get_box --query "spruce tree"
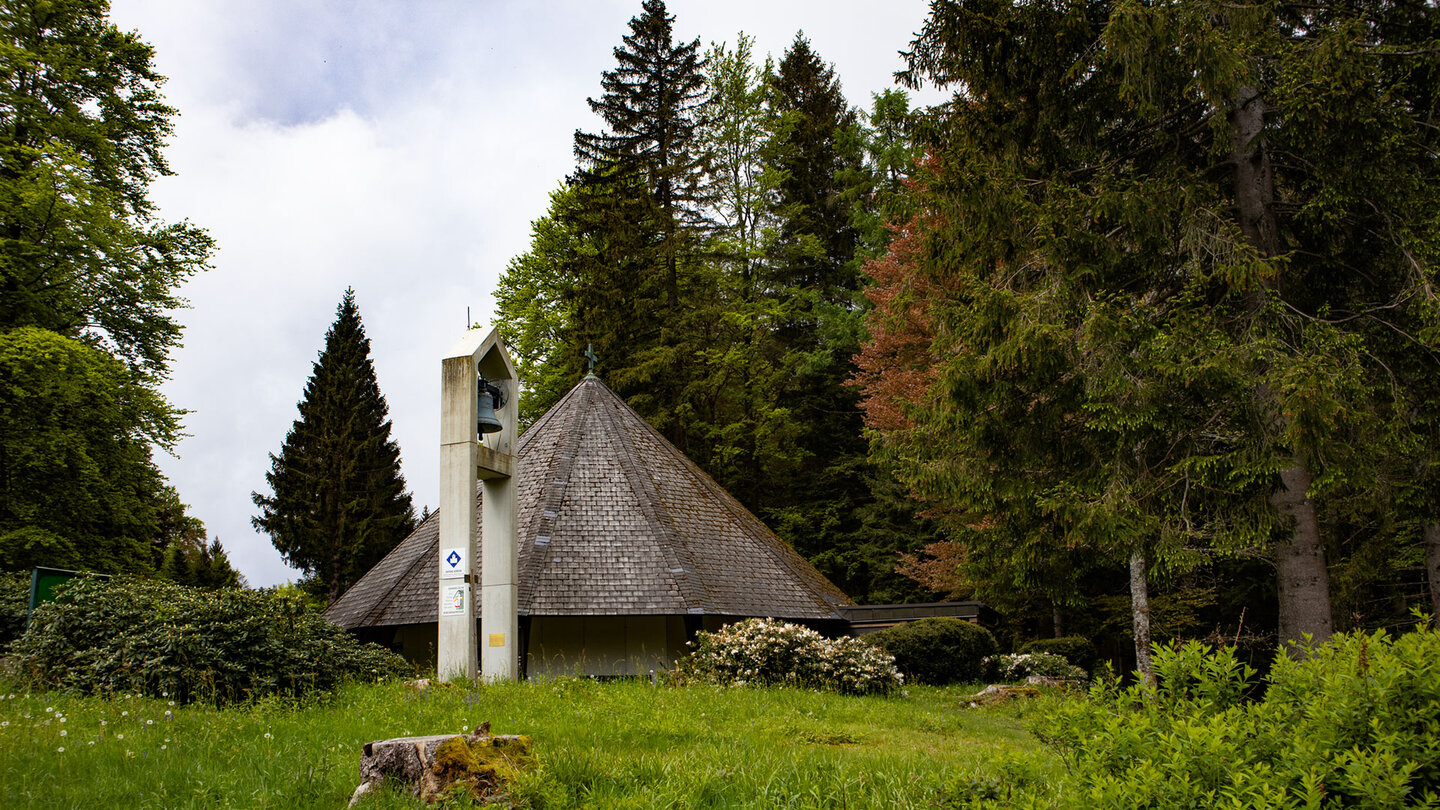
[568,0,714,451]
[574,0,707,244]
[865,0,1440,657]
[754,35,872,590]
[765,34,863,299]
[252,289,415,603]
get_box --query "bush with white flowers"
[983,651,1087,682]
[681,618,901,696]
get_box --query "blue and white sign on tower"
[441,548,466,579]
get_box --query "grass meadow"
[0,676,1057,808]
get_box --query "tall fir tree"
[252,289,415,603]
[569,0,714,451]
[755,35,873,593]
[573,0,707,306]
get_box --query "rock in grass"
[349,724,535,806]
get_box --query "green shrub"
[1021,636,1098,672]
[1029,623,1440,808]
[984,652,1087,682]
[0,570,29,649]
[681,618,901,696]
[865,618,998,685]
[6,576,410,703]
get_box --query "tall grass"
[0,676,1055,808]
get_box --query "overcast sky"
[103,0,945,588]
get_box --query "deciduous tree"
[0,0,213,574]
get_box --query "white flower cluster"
[683,618,901,696]
[983,652,1087,682]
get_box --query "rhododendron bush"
[681,618,901,696]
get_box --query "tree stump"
[963,684,1041,707]
[349,723,535,806]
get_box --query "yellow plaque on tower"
[488,633,505,647]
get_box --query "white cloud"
[106,0,945,587]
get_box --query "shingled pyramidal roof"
[326,375,851,630]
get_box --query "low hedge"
[6,576,410,703]
[865,617,998,685]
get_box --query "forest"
[496,0,1440,669]
[1,0,1437,675]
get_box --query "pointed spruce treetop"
[766,33,863,299]
[252,288,416,603]
[573,0,707,221]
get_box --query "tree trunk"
[1272,465,1332,648]
[1231,86,1333,648]
[1130,547,1155,690]
[1052,604,1065,639]
[1426,521,1440,626]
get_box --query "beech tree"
[0,0,213,375]
[252,290,415,603]
[0,0,213,574]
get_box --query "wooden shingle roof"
[325,376,851,629]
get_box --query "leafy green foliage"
[0,569,28,649]
[681,618,901,696]
[0,0,213,376]
[496,10,953,607]
[1021,637,1099,674]
[573,0,707,229]
[6,577,409,704]
[865,618,998,685]
[0,0,213,578]
[0,328,174,573]
[867,0,1440,654]
[494,185,581,429]
[1031,624,1440,807]
[252,289,415,604]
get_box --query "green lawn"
[0,676,1057,808]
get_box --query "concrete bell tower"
[438,326,519,682]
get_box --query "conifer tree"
[868,0,1440,659]
[252,289,415,603]
[568,0,714,451]
[574,0,708,244]
[754,35,871,584]
[765,34,864,299]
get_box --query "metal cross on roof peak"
[584,343,599,377]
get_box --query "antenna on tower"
[466,306,471,329]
